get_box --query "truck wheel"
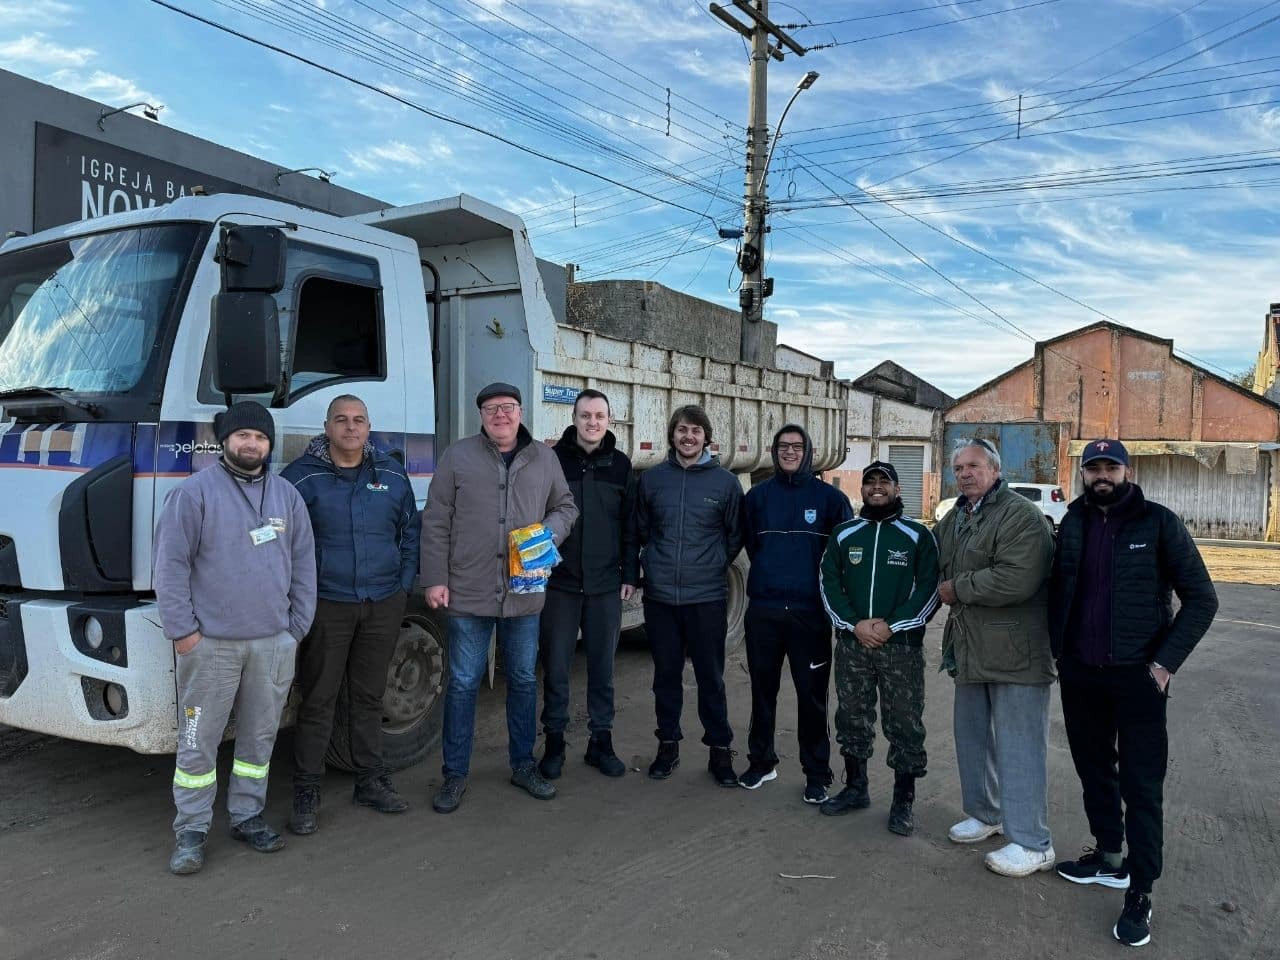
[725,557,749,655]
[324,611,447,773]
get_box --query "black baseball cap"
[862,460,899,484]
[1081,438,1129,467]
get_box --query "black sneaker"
[229,815,285,853]
[288,785,320,835]
[432,775,467,814]
[511,761,557,800]
[1056,846,1130,889]
[738,762,778,790]
[168,830,207,876]
[1113,890,1152,947]
[708,747,738,787]
[803,778,830,805]
[648,741,680,780]
[353,774,410,814]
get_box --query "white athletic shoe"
[948,817,1004,844]
[985,842,1057,878]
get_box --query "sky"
[2,0,1279,396]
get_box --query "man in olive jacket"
[1048,439,1217,948]
[420,382,578,814]
[936,438,1056,878]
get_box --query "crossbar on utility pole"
[710,0,807,364]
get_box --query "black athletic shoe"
[648,741,680,779]
[802,778,829,804]
[738,762,778,790]
[511,761,557,800]
[353,775,410,814]
[288,785,320,835]
[432,775,467,814]
[229,815,285,853]
[1056,846,1130,889]
[708,747,738,787]
[1114,890,1152,947]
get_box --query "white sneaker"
[984,842,1057,878]
[948,817,1004,844]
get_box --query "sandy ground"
[1197,546,1279,587]
[0,582,1277,960]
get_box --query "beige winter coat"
[420,426,578,618]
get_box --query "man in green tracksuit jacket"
[818,461,940,836]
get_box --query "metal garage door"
[888,444,925,519]
[1133,453,1271,540]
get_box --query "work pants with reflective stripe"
[172,631,297,836]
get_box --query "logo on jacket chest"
[367,482,389,491]
[887,548,910,567]
[848,546,863,565]
[804,508,817,524]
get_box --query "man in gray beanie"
[154,400,317,875]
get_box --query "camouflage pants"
[834,639,927,776]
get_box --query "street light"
[758,70,819,193]
[274,167,335,185]
[97,102,164,131]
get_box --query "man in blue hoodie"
[739,425,852,802]
[281,395,421,834]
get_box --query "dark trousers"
[1059,656,1169,892]
[539,588,623,735]
[293,592,406,788]
[644,598,732,748]
[743,604,833,781]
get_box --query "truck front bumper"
[0,595,177,754]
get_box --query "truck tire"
[324,609,447,773]
[725,556,749,655]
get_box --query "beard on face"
[1087,477,1129,505]
[225,446,267,473]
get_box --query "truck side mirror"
[211,292,281,394]
[217,225,286,293]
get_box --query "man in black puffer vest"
[538,389,639,780]
[1049,439,1218,949]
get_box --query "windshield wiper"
[0,385,102,419]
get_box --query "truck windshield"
[0,224,202,397]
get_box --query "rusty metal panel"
[1134,453,1271,540]
[942,422,1060,495]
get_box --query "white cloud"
[0,0,74,27]
[0,32,93,68]
[345,140,453,173]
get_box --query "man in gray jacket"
[635,404,743,786]
[421,383,578,814]
[936,438,1056,878]
[154,401,317,876]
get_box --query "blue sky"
[3,0,1278,395]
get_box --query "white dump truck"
[0,192,847,769]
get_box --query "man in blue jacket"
[635,404,743,786]
[282,395,421,833]
[1049,439,1218,948]
[739,424,851,802]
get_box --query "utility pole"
[709,1,807,364]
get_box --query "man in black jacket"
[538,389,639,780]
[1049,439,1218,949]
[636,404,744,786]
[738,424,851,802]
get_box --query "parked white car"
[935,483,1069,530]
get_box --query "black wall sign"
[32,123,268,231]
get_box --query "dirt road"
[1,583,1277,960]
[1198,545,1279,587]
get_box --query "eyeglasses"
[776,442,805,453]
[480,402,520,416]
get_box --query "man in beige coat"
[936,438,1056,878]
[421,382,578,813]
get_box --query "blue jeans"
[442,613,539,778]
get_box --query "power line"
[808,0,1064,48]
[792,0,998,29]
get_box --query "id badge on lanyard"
[249,523,278,546]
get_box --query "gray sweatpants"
[172,631,296,835]
[953,681,1052,852]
